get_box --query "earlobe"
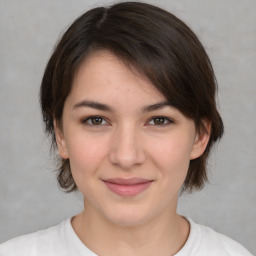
[54,120,69,159]
[190,120,211,160]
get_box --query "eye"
[148,116,172,126]
[82,116,108,126]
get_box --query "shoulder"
[0,219,70,256]
[184,218,253,256]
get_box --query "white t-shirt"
[0,217,252,256]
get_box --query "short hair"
[40,1,224,193]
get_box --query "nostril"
[109,145,146,169]
[108,128,146,169]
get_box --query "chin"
[102,204,155,227]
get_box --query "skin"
[55,50,210,256]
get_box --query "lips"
[102,178,153,197]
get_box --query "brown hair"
[40,1,224,193]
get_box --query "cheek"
[149,135,193,176]
[65,133,109,177]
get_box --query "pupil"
[154,118,164,125]
[92,117,102,125]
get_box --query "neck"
[71,202,190,256]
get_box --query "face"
[56,51,210,227]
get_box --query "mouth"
[102,178,153,197]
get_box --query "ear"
[54,120,69,159]
[190,120,211,160]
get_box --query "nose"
[109,124,146,170]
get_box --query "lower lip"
[103,181,152,197]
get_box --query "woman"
[0,2,252,255]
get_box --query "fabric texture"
[0,217,252,256]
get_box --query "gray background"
[0,0,255,254]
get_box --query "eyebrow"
[73,100,114,112]
[141,101,172,113]
[73,100,172,113]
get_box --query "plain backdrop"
[0,0,255,254]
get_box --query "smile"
[102,178,153,197]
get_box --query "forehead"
[70,50,167,105]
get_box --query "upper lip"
[102,178,153,185]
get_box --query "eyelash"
[82,116,109,126]
[81,116,173,127]
[147,116,173,126]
